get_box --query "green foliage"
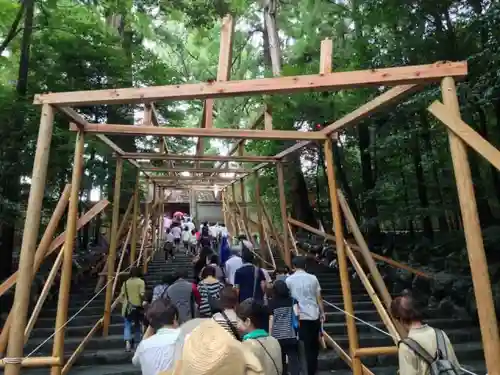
[1,0,500,249]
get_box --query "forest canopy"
[0,0,499,277]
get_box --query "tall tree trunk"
[420,111,449,232]
[474,103,500,205]
[400,170,415,238]
[332,139,360,220]
[411,128,434,240]
[0,0,35,280]
[262,0,317,228]
[358,122,380,238]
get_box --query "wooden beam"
[126,153,278,162]
[69,123,327,140]
[5,104,55,375]
[441,77,500,375]
[288,217,430,278]
[321,84,420,137]
[319,39,333,74]
[428,101,500,172]
[35,62,467,106]
[142,167,251,173]
[51,131,85,375]
[217,14,235,81]
[150,176,236,182]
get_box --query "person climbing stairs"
[2,252,192,375]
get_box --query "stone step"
[34,314,122,329]
[30,323,123,339]
[317,342,485,371]
[24,328,483,358]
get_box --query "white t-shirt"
[286,269,321,320]
[171,226,182,239]
[209,226,217,238]
[132,327,180,375]
[165,233,174,243]
[186,221,195,231]
[182,230,190,242]
[190,233,197,245]
[225,255,243,285]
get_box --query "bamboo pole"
[0,186,70,354]
[24,248,64,343]
[4,104,55,375]
[112,225,132,296]
[345,243,400,342]
[287,222,299,256]
[142,202,150,274]
[322,333,374,375]
[50,131,85,375]
[337,190,393,309]
[288,217,429,278]
[353,346,398,358]
[61,318,103,375]
[0,357,61,368]
[323,138,362,375]
[254,172,267,265]
[442,77,500,375]
[230,184,241,234]
[130,171,140,264]
[103,157,123,337]
[276,162,290,266]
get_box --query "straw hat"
[162,319,263,375]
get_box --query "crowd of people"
[118,218,462,375]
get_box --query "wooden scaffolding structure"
[2,13,500,375]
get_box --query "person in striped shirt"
[197,266,224,317]
[269,280,301,375]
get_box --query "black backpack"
[399,329,460,375]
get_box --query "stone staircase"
[2,251,189,375]
[8,248,487,375]
[309,263,486,374]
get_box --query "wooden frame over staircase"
[2,12,499,375]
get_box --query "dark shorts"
[183,241,189,249]
[174,238,180,244]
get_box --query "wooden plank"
[321,84,420,137]
[34,62,467,106]
[69,123,327,140]
[0,199,109,293]
[142,167,251,173]
[320,39,333,74]
[428,101,500,172]
[288,217,430,278]
[217,14,235,81]
[126,153,277,162]
[0,357,61,368]
[441,77,500,375]
[61,319,103,375]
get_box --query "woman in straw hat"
[160,319,264,375]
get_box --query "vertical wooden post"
[102,157,123,337]
[276,162,290,266]
[151,184,157,252]
[442,77,500,375]
[231,183,241,234]
[130,171,140,265]
[50,131,85,375]
[158,186,164,250]
[142,202,150,274]
[254,171,267,265]
[323,138,362,375]
[5,104,55,375]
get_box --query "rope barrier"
[1,254,143,363]
[322,300,480,375]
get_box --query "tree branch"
[0,4,25,56]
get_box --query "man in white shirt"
[170,225,182,250]
[133,299,180,375]
[185,218,195,232]
[286,256,325,375]
[225,247,243,286]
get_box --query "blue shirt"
[234,264,266,302]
